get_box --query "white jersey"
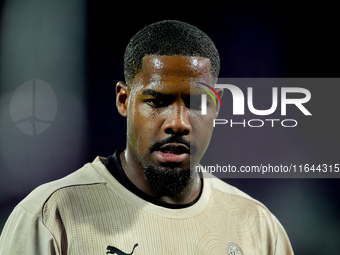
[0,157,294,254]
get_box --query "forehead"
[132,55,214,93]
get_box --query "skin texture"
[116,55,220,204]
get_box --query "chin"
[143,165,192,197]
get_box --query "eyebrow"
[141,88,202,98]
[140,89,167,97]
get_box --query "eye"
[145,98,169,108]
[187,95,212,111]
[187,95,202,110]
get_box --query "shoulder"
[0,158,108,254]
[208,174,261,203]
[206,173,276,219]
[206,175,294,254]
[15,157,107,220]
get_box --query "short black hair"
[124,20,220,84]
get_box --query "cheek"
[191,113,215,145]
[199,120,214,144]
[127,104,162,149]
[190,110,214,132]
[190,115,214,165]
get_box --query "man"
[0,20,294,254]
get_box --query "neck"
[120,148,202,205]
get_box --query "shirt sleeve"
[274,218,294,255]
[0,206,59,255]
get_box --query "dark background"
[1,0,339,254]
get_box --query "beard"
[134,135,196,198]
[143,164,192,198]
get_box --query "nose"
[163,103,190,136]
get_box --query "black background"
[1,0,340,254]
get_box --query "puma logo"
[106,243,138,255]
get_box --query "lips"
[154,143,190,163]
[159,143,189,154]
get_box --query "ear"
[116,81,129,117]
[214,88,223,117]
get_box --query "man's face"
[119,55,218,195]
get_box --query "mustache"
[150,136,191,152]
